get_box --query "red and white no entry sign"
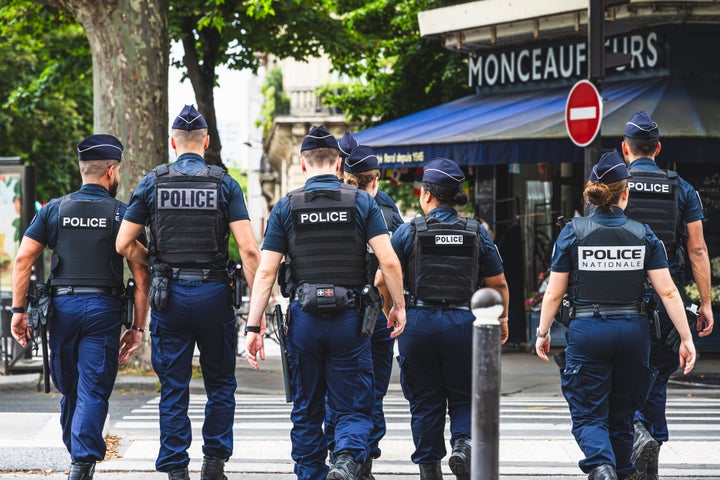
[565,80,603,147]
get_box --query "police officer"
[389,157,509,480]
[115,105,260,480]
[620,112,714,479]
[244,125,406,480]
[330,143,404,479]
[10,134,150,480]
[535,151,696,480]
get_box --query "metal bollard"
[470,288,504,480]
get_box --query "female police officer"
[388,157,509,480]
[535,151,696,480]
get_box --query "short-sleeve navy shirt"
[391,206,504,279]
[262,174,388,254]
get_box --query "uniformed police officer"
[10,134,150,480]
[244,125,406,480]
[535,151,696,480]
[620,112,714,479]
[389,157,509,480]
[330,142,404,479]
[115,105,260,480]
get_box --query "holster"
[278,261,295,299]
[122,279,135,329]
[149,263,171,312]
[358,285,383,338]
[644,294,662,342]
[556,294,571,328]
[26,282,52,393]
[664,302,699,353]
[227,260,244,309]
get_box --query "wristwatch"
[536,328,550,339]
[11,307,26,314]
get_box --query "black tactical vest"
[150,164,228,267]
[626,168,680,261]
[51,194,124,288]
[407,216,483,305]
[288,183,367,287]
[570,217,646,305]
[366,203,397,277]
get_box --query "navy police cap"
[624,111,659,139]
[172,104,208,131]
[301,125,339,151]
[589,151,631,184]
[77,134,123,161]
[344,145,379,174]
[422,157,465,191]
[338,131,359,161]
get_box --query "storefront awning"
[354,76,720,168]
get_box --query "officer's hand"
[387,306,406,338]
[535,335,551,362]
[245,332,265,370]
[119,329,143,364]
[697,303,714,337]
[11,313,30,348]
[500,321,509,345]
[678,339,696,375]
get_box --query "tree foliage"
[0,2,92,200]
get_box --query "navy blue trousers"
[150,280,237,472]
[397,307,473,465]
[562,315,655,479]
[49,293,122,462]
[286,302,374,480]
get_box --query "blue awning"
[354,76,720,168]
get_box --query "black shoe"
[419,462,443,480]
[357,456,375,480]
[327,451,358,480]
[448,436,471,480]
[167,467,190,480]
[631,420,659,480]
[646,445,659,480]
[589,464,618,480]
[68,461,95,480]
[201,455,228,480]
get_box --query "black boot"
[646,445,659,480]
[448,436,471,480]
[357,456,375,480]
[589,464,618,480]
[201,455,228,480]
[419,462,443,480]
[68,461,95,480]
[167,467,190,480]
[630,420,658,480]
[327,450,358,480]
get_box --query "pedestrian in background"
[10,134,150,480]
[115,105,260,480]
[388,157,509,480]
[536,151,696,480]
[620,111,714,480]
[244,125,406,480]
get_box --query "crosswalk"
[99,393,720,476]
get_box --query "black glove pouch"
[149,275,170,312]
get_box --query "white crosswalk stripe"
[99,393,720,475]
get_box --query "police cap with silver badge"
[422,157,465,191]
[338,131,358,161]
[344,145,379,174]
[589,151,631,184]
[172,104,208,131]
[301,125,339,151]
[77,134,124,161]
[624,111,659,140]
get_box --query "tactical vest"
[366,203,397,278]
[626,168,680,261]
[150,164,228,267]
[288,183,367,287]
[50,194,124,288]
[407,216,483,305]
[570,217,646,305]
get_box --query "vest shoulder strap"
[208,165,225,180]
[465,218,479,232]
[412,216,428,232]
[154,164,169,177]
[571,217,593,241]
[625,218,647,240]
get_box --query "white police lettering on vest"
[158,187,218,210]
[61,216,109,228]
[628,181,671,194]
[578,246,645,271]
[435,235,464,245]
[299,210,350,224]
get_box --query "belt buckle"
[592,304,601,317]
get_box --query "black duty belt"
[52,286,123,297]
[414,299,470,311]
[171,268,227,282]
[571,303,645,318]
